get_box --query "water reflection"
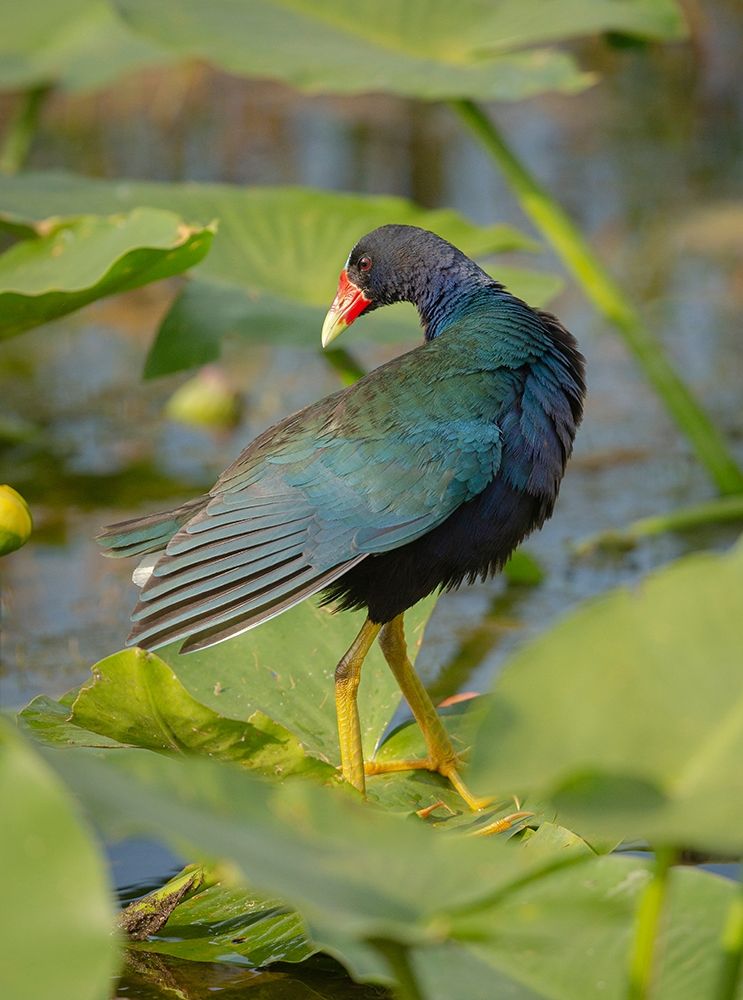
[116,950,388,999]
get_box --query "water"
[1,5,742,996]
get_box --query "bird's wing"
[128,356,505,652]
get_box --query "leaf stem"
[323,345,366,385]
[449,99,743,497]
[627,847,678,1000]
[370,938,426,1000]
[0,85,51,175]
[574,494,743,555]
[715,870,743,1000]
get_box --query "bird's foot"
[365,755,492,812]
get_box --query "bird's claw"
[467,810,535,837]
[365,754,492,813]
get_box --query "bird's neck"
[415,268,502,341]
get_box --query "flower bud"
[0,485,32,556]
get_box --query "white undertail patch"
[132,552,162,588]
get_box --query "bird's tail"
[96,496,207,560]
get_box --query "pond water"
[1,5,742,998]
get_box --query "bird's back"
[323,295,585,620]
[100,285,584,649]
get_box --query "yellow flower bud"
[0,485,32,556]
[165,367,242,431]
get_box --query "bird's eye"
[358,256,372,272]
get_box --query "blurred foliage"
[0,0,685,99]
[472,539,743,855]
[0,207,214,338]
[0,174,556,373]
[0,0,171,93]
[0,720,119,1000]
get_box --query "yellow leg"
[335,617,381,795]
[368,614,492,811]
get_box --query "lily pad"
[156,595,438,764]
[20,594,441,770]
[0,0,172,92]
[471,539,743,852]
[20,647,334,779]
[46,745,593,949]
[0,720,119,1000]
[415,857,740,1000]
[0,173,560,373]
[128,876,314,966]
[114,0,685,102]
[21,591,507,821]
[46,744,739,998]
[0,207,214,338]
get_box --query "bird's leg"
[366,614,491,811]
[334,617,381,795]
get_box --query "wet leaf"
[129,879,314,966]
[0,720,119,1000]
[0,208,214,338]
[471,539,743,852]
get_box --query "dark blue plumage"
[98,225,585,653]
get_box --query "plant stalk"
[449,99,743,497]
[370,938,426,1000]
[0,85,51,175]
[715,871,743,1000]
[574,494,743,555]
[323,345,367,385]
[626,848,677,1000]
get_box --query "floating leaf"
[0,208,214,338]
[155,595,438,765]
[129,879,314,966]
[46,745,592,950]
[21,591,505,819]
[20,594,458,788]
[471,540,743,852]
[0,721,119,1000]
[21,646,335,780]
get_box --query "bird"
[98,224,585,809]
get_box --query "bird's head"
[321,225,483,347]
